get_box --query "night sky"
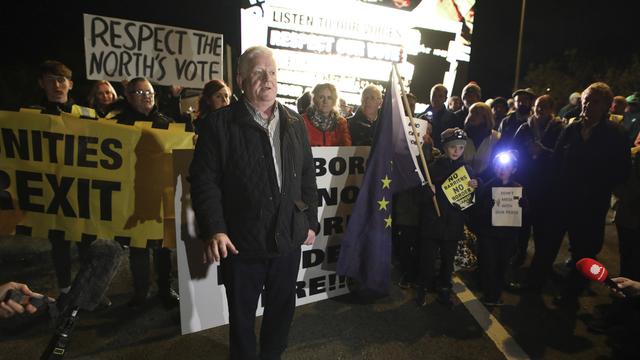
[0,0,636,107]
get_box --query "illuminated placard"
[241,0,474,106]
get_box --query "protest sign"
[491,187,523,227]
[176,146,368,334]
[0,110,193,248]
[441,165,474,210]
[83,14,223,88]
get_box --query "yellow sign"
[0,111,193,248]
[441,166,475,210]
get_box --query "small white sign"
[491,187,522,227]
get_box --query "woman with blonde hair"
[87,80,119,118]
[303,83,352,146]
[463,102,500,180]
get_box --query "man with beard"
[497,88,536,152]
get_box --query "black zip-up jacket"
[189,100,318,258]
[116,103,173,129]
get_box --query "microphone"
[41,239,124,360]
[575,258,635,297]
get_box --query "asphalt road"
[0,216,636,360]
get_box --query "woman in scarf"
[303,83,352,146]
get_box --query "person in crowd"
[193,79,231,133]
[116,78,173,129]
[588,151,640,332]
[497,88,535,151]
[87,80,121,118]
[454,83,482,130]
[114,77,178,309]
[490,97,509,130]
[348,85,383,145]
[297,91,312,115]
[189,46,318,359]
[339,98,354,118]
[462,102,500,182]
[0,282,46,319]
[546,82,630,306]
[622,92,640,147]
[610,95,627,116]
[33,60,95,118]
[395,123,438,290]
[29,61,99,303]
[558,91,581,121]
[416,128,479,307]
[475,150,527,306]
[418,84,458,150]
[302,83,352,146]
[507,98,515,113]
[507,95,564,284]
[447,95,462,113]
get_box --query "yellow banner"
[441,166,475,210]
[0,111,193,248]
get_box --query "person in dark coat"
[475,150,527,306]
[348,85,383,146]
[496,87,535,152]
[114,78,178,309]
[417,84,458,151]
[453,83,481,130]
[416,128,479,307]
[543,82,631,306]
[189,46,318,359]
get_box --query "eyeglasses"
[131,90,155,97]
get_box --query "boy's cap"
[441,128,467,146]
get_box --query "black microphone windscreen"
[61,239,124,312]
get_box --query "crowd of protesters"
[3,54,640,358]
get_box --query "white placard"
[491,187,522,227]
[83,14,223,88]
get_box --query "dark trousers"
[528,206,608,293]
[129,247,172,296]
[419,233,459,290]
[395,225,419,282]
[49,234,92,289]
[479,235,517,301]
[514,221,532,266]
[618,224,640,280]
[221,249,301,360]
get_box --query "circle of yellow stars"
[378,175,392,228]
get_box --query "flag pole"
[392,63,441,217]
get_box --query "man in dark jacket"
[348,85,383,146]
[189,46,318,359]
[418,84,458,151]
[497,87,535,153]
[546,82,631,305]
[115,77,178,309]
[453,83,481,130]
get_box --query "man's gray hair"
[237,46,275,77]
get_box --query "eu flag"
[337,65,425,294]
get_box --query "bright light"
[497,152,512,165]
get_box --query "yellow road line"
[453,275,530,360]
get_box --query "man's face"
[430,88,447,109]
[362,89,383,115]
[444,144,465,160]
[238,53,277,107]
[534,97,553,120]
[492,103,507,120]
[462,92,480,108]
[39,74,72,104]
[581,88,609,122]
[515,94,533,114]
[126,80,155,115]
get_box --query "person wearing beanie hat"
[622,92,640,146]
[416,127,479,307]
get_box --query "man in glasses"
[33,60,96,118]
[114,77,178,309]
[116,77,173,129]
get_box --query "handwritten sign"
[491,187,522,227]
[441,166,474,210]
